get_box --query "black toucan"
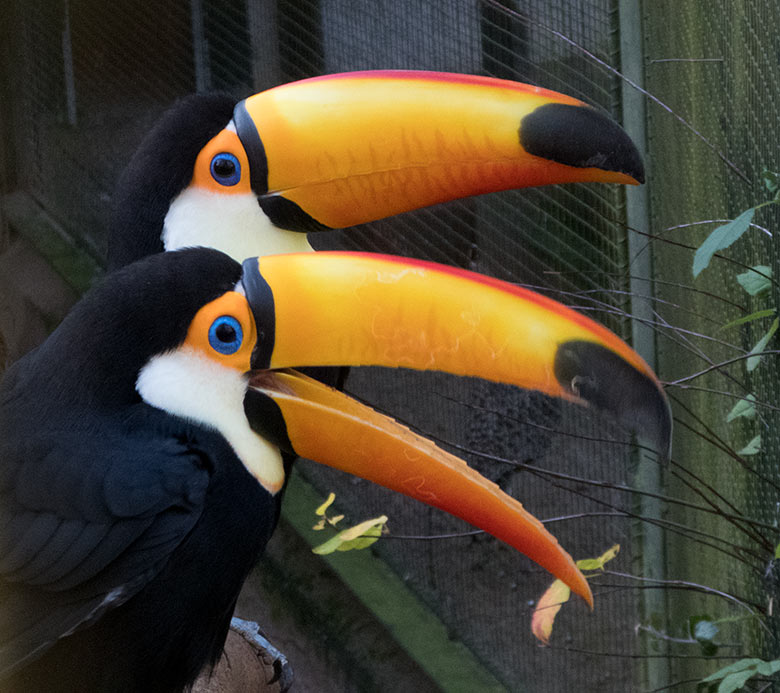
[0,247,670,691]
[107,70,644,269]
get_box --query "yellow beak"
[239,252,671,607]
[232,70,643,231]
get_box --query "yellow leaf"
[337,515,389,542]
[312,519,326,531]
[531,579,571,645]
[330,514,345,525]
[312,516,389,555]
[315,492,336,516]
[576,544,620,572]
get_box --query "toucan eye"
[210,153,241,186]
[208,315,244,355]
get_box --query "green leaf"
[738,435,761,456]
[698,640,718,657]
[690,616,719,656]
[701,658,762,683]
[576,544,620,571]
[747,317,779,371]
[756,659,780,676]
[775,543,780,560]
[763,168,779,195]
[693,208,755,278]
[738,266,773,295]
[312,515,388,554]
[722,308,776,330]
[719,669,760,693]
[694,620,719,643]
[726,395,756,423]
[736,265,772,296]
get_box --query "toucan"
[0,247,670,692]
[107,70,644,269]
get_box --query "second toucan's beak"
[246,369,594,607]
[239,252,671,606]
[242,252,670,456]
[231,70,644,232]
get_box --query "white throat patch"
[136,347,285,494]
[162,188,314,261]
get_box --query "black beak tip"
[520,103,645,184]
[554,340,671,458]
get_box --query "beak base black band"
[233,100,270,195]
[257,196,333,233]
[241,258,276,369]
[244,385,295,455]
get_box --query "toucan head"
[108,71,644,269]
[48,246,671,609]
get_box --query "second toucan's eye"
[208,315,244,355]
[210,152,241,186]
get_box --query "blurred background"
[2,1,779,690]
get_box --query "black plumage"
[107,94,235,270]
[1,249,277,692]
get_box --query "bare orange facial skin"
[183,291,257,371]
[190,129,253,196]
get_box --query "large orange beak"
[228,70,643,232]
[239,252,671,607]
[247,369,593,608]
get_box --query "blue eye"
[210,152,241,186]
[208,316,243,355]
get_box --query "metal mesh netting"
[6,1,779,691]
[3,1,639,690]
[294,3,640,691]
[642,2,780,688]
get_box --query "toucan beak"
[234,70,644,231]
[240,252,671,606]
[246,368,594,607]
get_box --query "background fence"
[2,1,779,690]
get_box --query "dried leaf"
[531,579,571,645]
[530,544,619,644]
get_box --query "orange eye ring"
[191,129,253,195]
[185,291,257,370]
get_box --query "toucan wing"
[0,401,212,676]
